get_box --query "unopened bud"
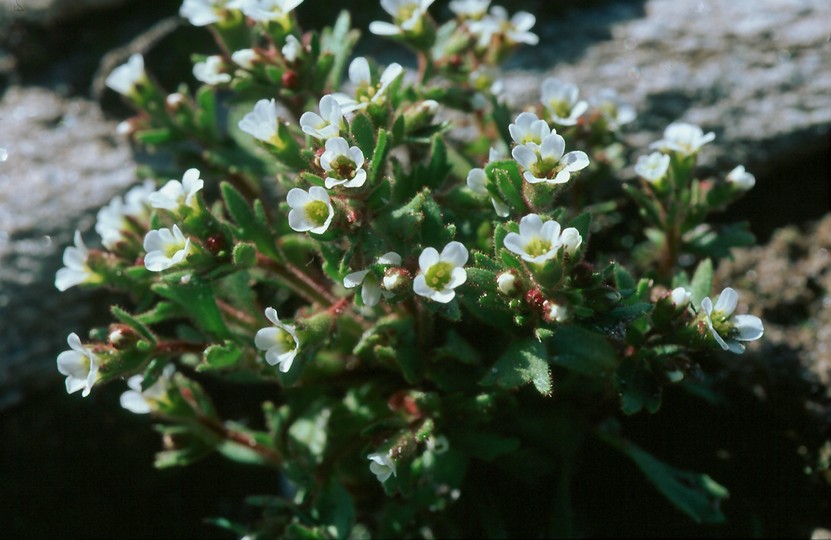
[165,92,186,110]
[383,267,410,293]
[560,227,583,256]
[544,301,570,323]
[670,287,691,308]
[108,324,139,350]
[496,272,517,295]
[281,70,299,89]
[726,165,755,190]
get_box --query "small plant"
[56,0,764,536]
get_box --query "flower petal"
[714,287,738,316]
[418,247,439,271]
[733,315,764,341]
[440,241,468,267]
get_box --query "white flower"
[559,227,582,256]
[466,167,509,217]
[509,112,551,147]
[143,224,192,272]
[55,230,98,291]
[511,133,589,184]
[238,98,282,145]
[331,57,404,113]
[650,122,715,156]
[503,214,563,264]
[148,168,204,212]
[369,0,435,36]
[590,88,636,130]
[299,95,344,141]
[193,55,231,85]
[236,0,304,22]
[231,48,257,69]
[95,181,155,248]
[726,165,756,190]
[700,287,764,354]
[344,252,402,307]
[180,0,238,26]
[119,364,176,414]
[367,451,397,483]
[57,333,99,397]
[469,6,538,48]
[106,53,146,96]
[320,137,367,189]
[413,241,468,303]
[496,272,516,295]
[282,35,302,62]
[540,78,588,126]
[634,152,671,184]
[670,287,691,307]
[287,186,335,234]
[449,0,490,19]
[254,307,300,372]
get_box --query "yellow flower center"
[304,200,330,227]
[425,262,453,290]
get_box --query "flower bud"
[726,165,755,190]
[165,92,186,110]
[382,267,410,294]
[108,324,140,350]
[403,100,440,132]
[281,70,299,89]
[670,287,691,308]
[496,272,517,295]
[560,227,583,256]
[543,301,570,323]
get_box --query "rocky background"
[0,0,829,537]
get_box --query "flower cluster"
[54,1,767,537]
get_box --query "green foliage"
[58,1,766,537]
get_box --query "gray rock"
[0,86,137,408]
[503,0,831,168]
[0,0,132,26]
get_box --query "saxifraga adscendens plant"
[55,0,765,536]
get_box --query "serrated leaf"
[368,128,390,184]
[481,338,551,395]
[549,326,617,378]
[689,258,713,308]
[152,279,231,339]
[614,263,637,296]
[349,113,375,157]
[111,305,156,343]
[221,181,277,258]
[200,341,243,371]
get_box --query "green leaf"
[135,127,174,145]
[601,433,729,524]
[288,402,330,464]
[486,160,525,211]
[617,355,662,415]
[221,181,277,258]
[425,136,451,189]
[195,85,218,142]
[481,338,552,396]
[421,194,450,245]
[111,305,156,343]
[153,425,216,468]
[614,263,636,296]
[368,128,390,185]
[321,10,359,90]
[349,113,375,157]
[549,326,617,378]
[569,212,592,240]
[199,341,243,371]
[689,258,713,308]
[134,301,185,325]
[152,279,231,339]
[687,222,755,259]
[313,479,355,540]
